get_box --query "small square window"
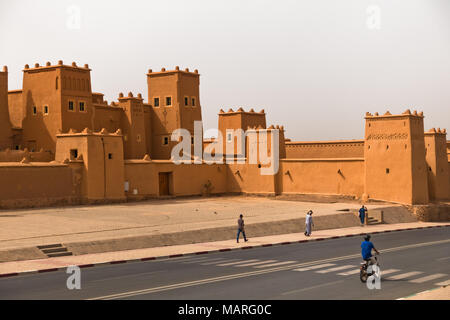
[108,153,113,159]
[166,96,172,106]
[32,106,37,115]
[227,133,232,142]
[154,97,160,107]
[79,102,85,112]
[184,97,189,106]
[386,168,390,174]
[68,101,74,111]
[163,136,169,145]
[70,149,78,160]
[44,106,49,114]
[192,97,196,107]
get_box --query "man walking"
[359,205,367,226]
[304,210,314,236]
[237,214,248,243]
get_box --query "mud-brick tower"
[424,128,449,201]
[147,67,202,160]
[364,110,429,204]
[0,66,12,149]
[21,61,93,153]
[55,128,125,202]
[118,92,147,159]
[218,108,267,158]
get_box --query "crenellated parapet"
[365,109,424,119]
[147,66,199,76]
[23,60,91,72]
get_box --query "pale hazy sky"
[0,0,449,141]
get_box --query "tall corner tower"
[147,67,202,159]
[0,66,12,149]
[424,128,449,201]
[21,60,93,153]
[364,110,429,205]
[118,92,147,159]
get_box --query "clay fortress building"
[0,61,449,209]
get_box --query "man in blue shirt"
[359,205,367,225]
[361,235,380,265]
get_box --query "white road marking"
[254,261,297,268]
[316,265,355,274]
[436,257,450,261]
[386,271,423,280]
[199,258,230,265]
[434,279,450,286]
[281,280,345,296]
[293,263,336,272]
[409,273,447,283]
[380,269,401,276]
[235,260,277,267]
[182,257,219,264]
[217,259,259,266]
[337,269,361,276]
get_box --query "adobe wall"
[124,160,227,198]
[7,90,23,129]
[92,104,123,132]
[447,141,450,161]
[0,149,53,162]
[285,140,364,159]
[226,163,276,195]
[279,158,365,197]
[0,162,82,209]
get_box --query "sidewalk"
[0,221,448,277]
[0,196,401,251]
[399,285,450,300]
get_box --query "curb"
[396,284,449,300]
[0,224,448,279]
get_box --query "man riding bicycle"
[361,234,380,265]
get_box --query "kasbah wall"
[0,61,448,218]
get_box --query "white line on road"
[235,260,277,267]
[409,273,447,283]
[199,259,230,265]
[386,271,423,280]
[337,269,360,276]
[281,280,345,296]
[293,263,336,272]
[435,280,450,286]
[254,261,297,268]
[316,265,355,274]
[182,257,219,264]
[380,269,401,276]
[217,259,258,266]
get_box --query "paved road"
[0,228,449,300]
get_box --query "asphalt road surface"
[0,228,449,300]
